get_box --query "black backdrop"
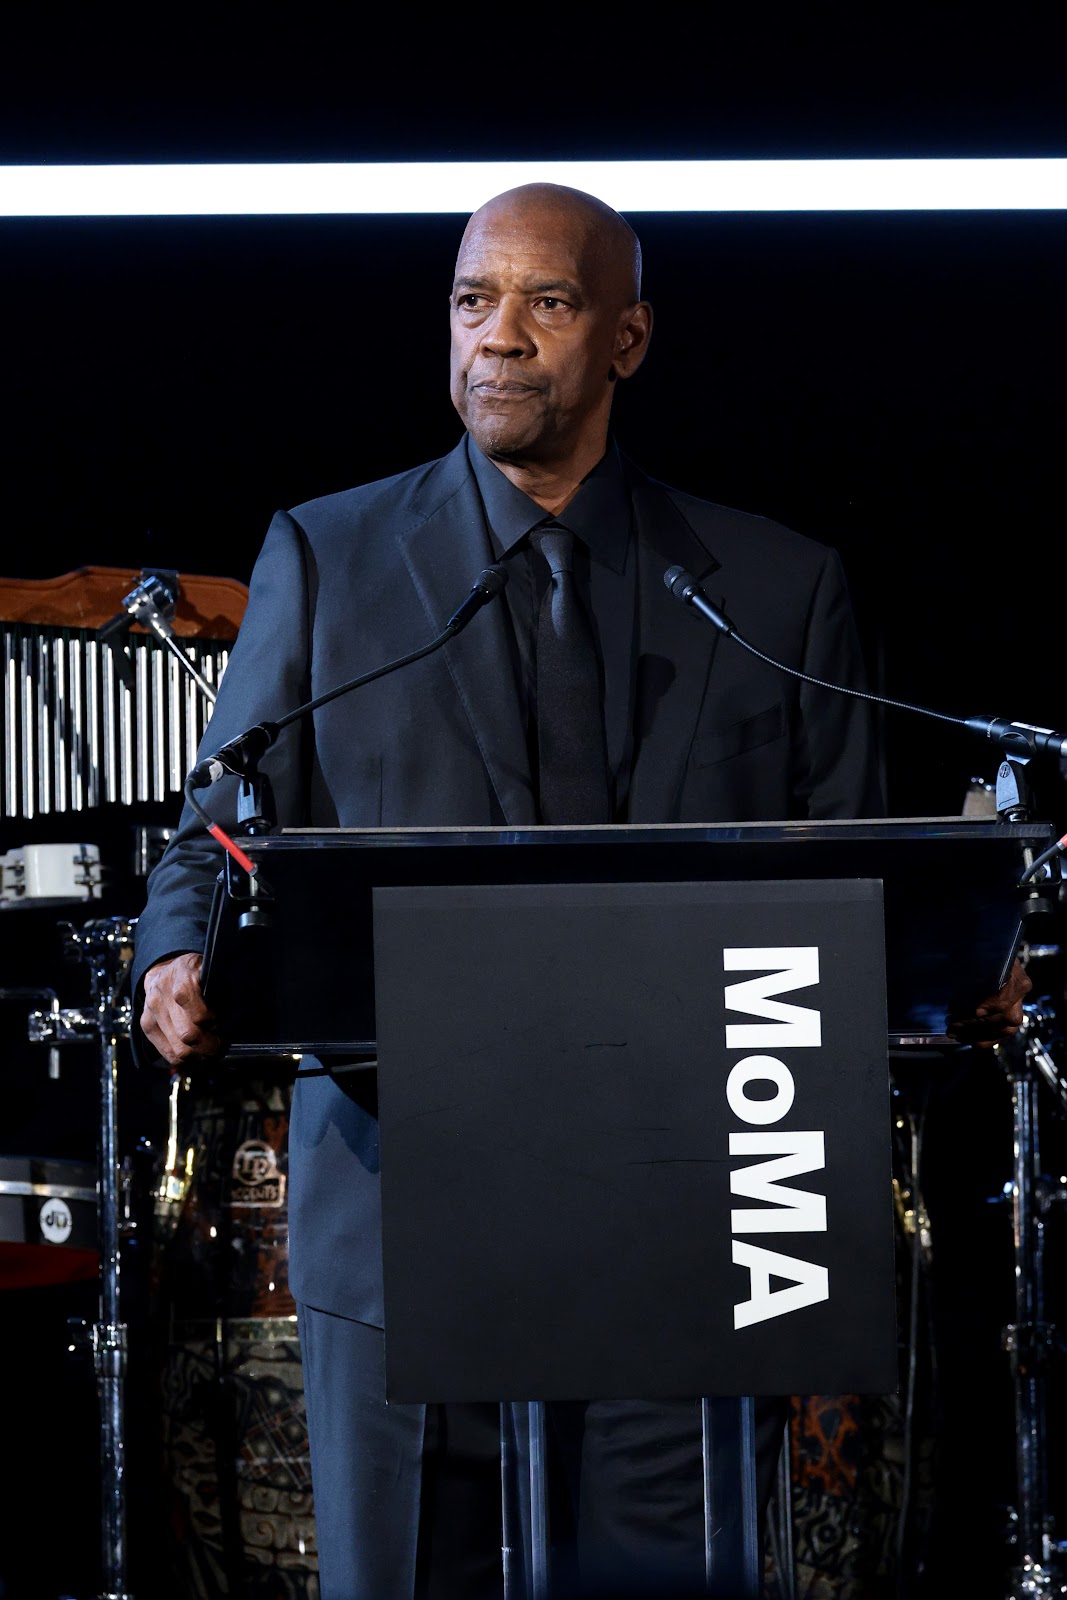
[2,12,1066,1599]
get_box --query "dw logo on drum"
[39,1198,73,1243]
[230,1140,286,1208]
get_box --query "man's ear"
[612,302,653,380]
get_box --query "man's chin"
[467,421,546,464]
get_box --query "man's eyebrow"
[527,279,583,299]
[451,275,584,299]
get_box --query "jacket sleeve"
[791,548,886,820]
[131,509,313,999]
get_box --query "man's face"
[449,199,630,465]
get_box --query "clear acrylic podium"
[201,816,1054,1598]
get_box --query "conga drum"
[151,1065,318,1600]
[766,1066,939,1599]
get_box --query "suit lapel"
[398,443,537,825]
[626,469,725,822]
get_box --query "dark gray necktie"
[531,523,611,824]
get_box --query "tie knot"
[531,523,575,577]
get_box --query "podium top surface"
[203,815,1056,1054]
[257,815,1051,847]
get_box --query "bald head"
[449,183,653,493]
[459,183,643,305]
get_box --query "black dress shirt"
[465,434,639,819]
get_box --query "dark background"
[1,9,1066,1598]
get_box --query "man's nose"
[480,300,536,358]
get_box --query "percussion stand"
[29,916,136,1600]
[968,755,1067,1596]
[994,1002,1067,1600]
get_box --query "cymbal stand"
[28,916,136,1600]
[994,1001,1067,1600]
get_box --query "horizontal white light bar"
[0,159,1065,216]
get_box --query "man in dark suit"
[134,183,1026,1598]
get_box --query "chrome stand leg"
[500,1400,549,1600]
[771,1416,796,1600]
[528,1401,549,1600]
[997,1016,1065,1600]
[62,918,137,1600]
[95,1015,131,1600]
[701,1396,761,1598]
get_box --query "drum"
[151,1067,318,1600]
[0,1153,98,1288]
[0,841,103,906]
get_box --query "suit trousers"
[298,1304,787,1600]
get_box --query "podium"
[201,816,1054,1597]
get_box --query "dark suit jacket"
[132,437,883,1325]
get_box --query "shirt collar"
[466,433,630,574]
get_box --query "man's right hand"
[141,952,222,1066]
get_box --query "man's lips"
[470,380,543,398]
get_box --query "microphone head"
[477,565,508,598]
[664,564,696,598]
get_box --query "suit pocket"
[690,703,784,768]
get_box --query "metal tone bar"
[86,639,101,808]
[20,639,35,818]
[70,634,85,811]
[152,627,216,705]
[102,645,117,803]
[152,648,165,802]
[185,659,198,780]
[197,646,214,745]
[135,641,149,802]
[118,652,133,805]
[167,653,181,793]
[53,634,68,814]
[36,635,52,814]
[3,629,16,816]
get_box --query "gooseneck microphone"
[663,563,970,729]
[182,564,509,871]
[663,563,1067,881]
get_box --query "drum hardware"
[152,1071,195,1236]
[25,915,138,1600]
[0,1154,99,1289]
[0,841,105,906]
[130,823,176,878]
[991,1001,1067,1599]
[1,985,63,1077]
[99,571,218,708]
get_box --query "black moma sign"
[374,878,896,1403]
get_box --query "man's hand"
[141,951,222,1066]
[946,957,1032,1049]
